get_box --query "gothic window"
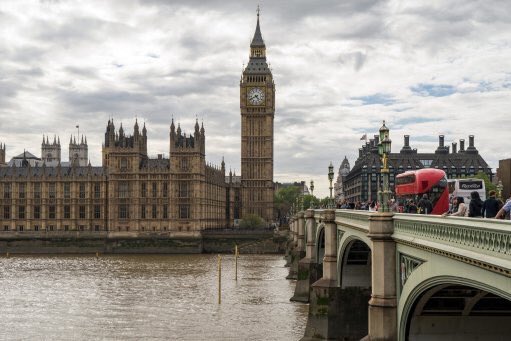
[49,206,56,219]
[179,205,190,219]
[181,158,188,171]
[141,183,147,198]
[3,206,10,219]
[120,157,128,170]
[94,183,101,198]
[49,183,56,199]
[34,206,40,219]
[179,182,189,198]
[118,182,129,198]
[18,183,25,199]
[79,206,86,219]
[34,183,41,199]
[79,183,86,199]
[64,183,70,199]
[64,206,71,219]
[152,205,157,219]
[162,183,168,197]
[152,182,157,197]
[141,205,146,219]
[94,205,101,219]
[4,183,11,199]
[18,206,25,219]
[119,204,129,219]
[163,205,168,219]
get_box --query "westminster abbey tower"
[240,11,275,222]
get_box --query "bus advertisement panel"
[447,179,486,204]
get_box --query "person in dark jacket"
[468,191,483,217]
[482,190,502,218]
[418,194,433,214]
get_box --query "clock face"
[247,87,265,106]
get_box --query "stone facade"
[240,12,275,223]
[0,13,275,232]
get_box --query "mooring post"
[218,254,222,304]
[235,244,238,281]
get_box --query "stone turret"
[41,134,61,166]
[69,133,88,166]
[0,142,5,166]
[102,118,148,169]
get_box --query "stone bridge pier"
[291,209,321,302]
[284,217,297,267]
[287,212,305,280]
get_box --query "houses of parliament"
[0,13,275,234]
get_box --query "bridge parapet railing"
[334,209,371,232]
[393,214,511,274]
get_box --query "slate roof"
[0,166,105,178]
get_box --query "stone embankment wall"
[0,230,287,254]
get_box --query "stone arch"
[400,276,511,340]
[314,223,325,266]
[338,237,372,289]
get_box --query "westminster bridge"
[285,209,511,340]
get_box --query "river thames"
[0,254,308,340]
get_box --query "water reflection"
[0,254,308,340]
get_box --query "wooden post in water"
[6,252,9,258]
[96,252,100,258]
[235,245,238,281]
[218,254,222,304]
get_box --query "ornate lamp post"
[497,180,504,200]
[378,121,392,213]
[328,162,334,208]
[310,180,315,208]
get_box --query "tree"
[274,186,301,222]
[302,194,318,210]
[239,214,265,229]
[473,171,496,196]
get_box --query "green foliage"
[274,186,301,219]
[473,171,496,196]
[302,194,319,210]
[239,214,265,229]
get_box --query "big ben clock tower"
[240,9,275,223]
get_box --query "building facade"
[334,156,350,203]
[240,11,275,223]
[0,12,274,233]
[344,125,492,203]
[497,159,511,199]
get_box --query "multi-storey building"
[344,124,492,203]
[0,12,275,232]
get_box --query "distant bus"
[395,169,449,214]
[447,178,486,204]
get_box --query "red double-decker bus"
[395,169,449,214]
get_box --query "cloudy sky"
[1,0,510,197]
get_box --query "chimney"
[374,135,379,145]
[157,154,163,159]
[467,135,477,153]
[452,142,457,154]
[459,139,465,152]
[401,135,412,153]
[358,148,363,158]
[439,135,444,147]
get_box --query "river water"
[0,254,308,340]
